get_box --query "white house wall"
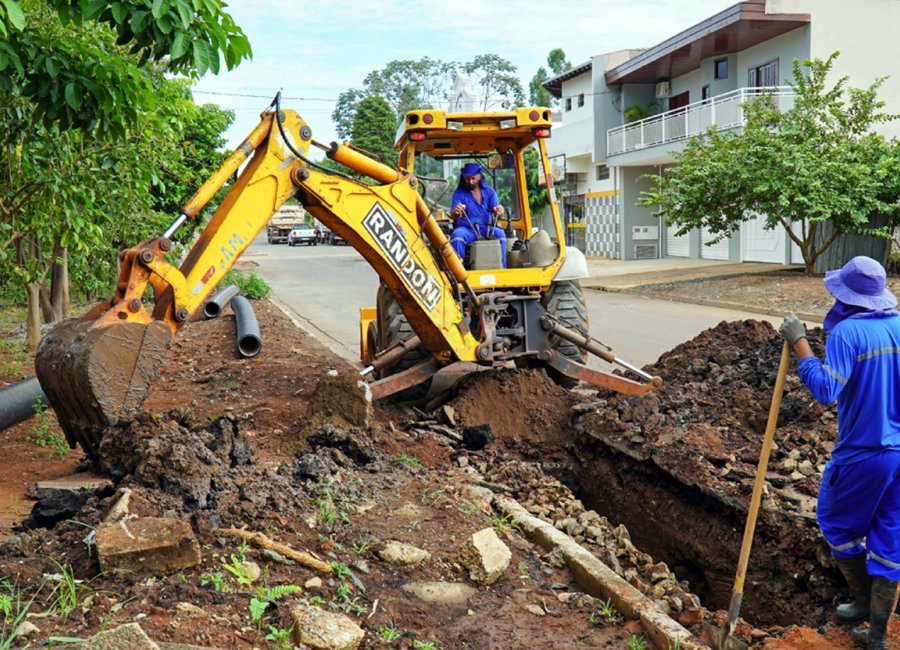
[769,0,900,139]
[734,27,809,89]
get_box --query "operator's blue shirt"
[451,183,501,235]
[798,311,900,465]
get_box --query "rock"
[238,561,261,582]
[305,577,323,591]
[27,473,113,499]
[19,489,90,530]
[525,604,546,616]
[54,623,159,650]
[458,528,511,585]
[307,424,377,465]
[259,548,295,565]
[14,620,39,639]
[679,607,704,626]
[291,604,365,650]
[401,581,476,604]
[96,518,201,574]
[378,541,431,565]
[462,424,495,451]
[175,602,208,618]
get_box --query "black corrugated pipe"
[203,284,240,319]
[230,295,262,358]
[0,376,48,431]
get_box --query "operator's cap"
[824,255,897,310]
[461,163,482,177]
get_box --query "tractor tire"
[375,283,432,401]
[537,280,589,389]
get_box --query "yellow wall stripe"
[584,190,620,198]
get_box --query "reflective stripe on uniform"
[857,347,900,362]
[822,365,848,385]
[869,551,900,570]
[827,537,864,553]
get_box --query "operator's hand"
[493,205,505,218]
[779,315,807,345]
[452,203,466,220]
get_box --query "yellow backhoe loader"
[34,94,661,457]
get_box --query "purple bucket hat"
[824,256,897,310]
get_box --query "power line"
[192,90,337,102]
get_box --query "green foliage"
[0,579,36,650]
[333,55,525,139]
[0,0,250,136]
[200,571,229,592]
[623,101,657,123]
[638,53,900,274]
[350,96,398,169]
[264,624,293,649]
[221,555,256,587]
[249,584,301,636]
[530,48,571,107]
[589,597,623,626]
[626,634,648,650]
[219,270,271,300]
[27,397,68,459]
[377,622,402,642]
[412,640,440,650]
[487,514,521,536]
[394,453,422,469]
[48,562,90,621]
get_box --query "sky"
[191,0,738,152]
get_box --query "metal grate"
[634,244,658,260]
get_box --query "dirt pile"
[572,319,840,627]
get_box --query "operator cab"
[395,108,566,279]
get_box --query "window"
[701,85,711,101]
[565,97,572,111]
[577,93,585,108]
[748,58,779,87]
[714,58,728,80]
[595,164,609,181]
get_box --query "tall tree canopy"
[638,53,900,274]
[332,55,525,140]
[530,48,571,107]
[350,96,398,168]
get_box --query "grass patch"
[219,270,272,300]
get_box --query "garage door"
[666,220,690,257]
[701,226,730,260]
[742,214,785,263]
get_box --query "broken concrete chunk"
[378,541,431,565]
[96,517,201,574]
[52,622,159,650]
[291,604,365,650]
[306,371,372,428]
[458,527,511,585]
[401,581,476,604]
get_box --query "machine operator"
[450,162,507,268]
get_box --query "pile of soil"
[572,320,838,627]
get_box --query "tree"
[530,48,571,107]
[0,0,250,138]
[463,54,524,111]
[0,0,248,348]
[638,53,900,275]
[350,96,398,169]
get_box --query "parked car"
[288,224,318,246]
[329,231,346,245]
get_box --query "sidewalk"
[582,257,800,290]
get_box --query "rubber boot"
[836,554,872,622]
[851,576,900,649]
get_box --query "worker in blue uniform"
[449,162,506,268]
[780,256,900,650]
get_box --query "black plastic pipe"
[230,295,262,358]
[203,284,240,319]
[0,376,48,431]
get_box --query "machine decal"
[191,265,217,295]
[362,203,442,311]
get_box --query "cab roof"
[394,107,553,155]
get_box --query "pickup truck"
[267,205,306,244]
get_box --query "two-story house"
[544,0,900,262]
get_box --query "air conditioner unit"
[655,81,672,99]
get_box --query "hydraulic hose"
[231,295,262,358]
[0,376,48,432]
[203,284,240,319]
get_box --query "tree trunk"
[38,283,57,324]
[25,282,42,352]
[50,247,69,319]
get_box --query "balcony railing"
[607,86,796,157]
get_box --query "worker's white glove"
[779,315,807,345]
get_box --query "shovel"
[705,340,791,650]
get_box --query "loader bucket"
[34,317,173,458]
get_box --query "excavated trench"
[447,319,843,630]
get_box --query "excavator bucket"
[34,315,172,458]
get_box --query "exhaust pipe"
[231,295,262,358]
[0,376,48,431]
[203,284,240,319]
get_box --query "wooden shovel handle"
[726,340,791,629]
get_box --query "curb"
[587,285,824,325]
[462,484,710,650]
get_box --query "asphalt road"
[245,234,780,371]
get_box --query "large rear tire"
[537,280,589,388]
[375,283,432,401]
